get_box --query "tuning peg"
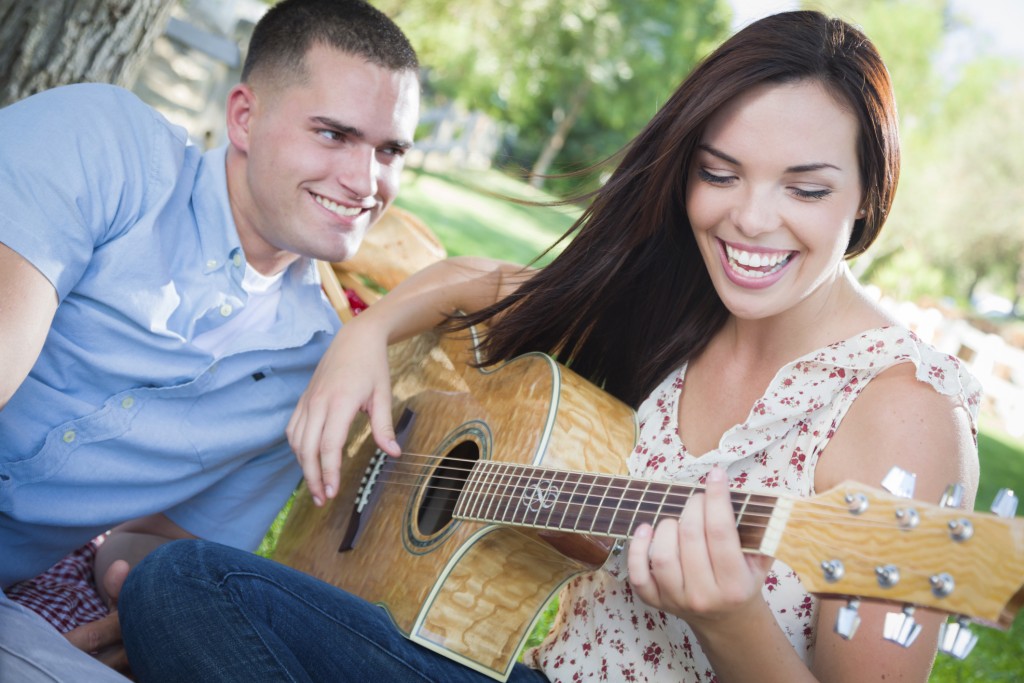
[947,517,974,542]
[820,559,845,583]
[939,483,964,508]
[991,489,1018,518]
[834,599,861,640]
[883,606,922,648]
[882,467,916,499]
[938,617,979,660]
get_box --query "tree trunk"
[529,79,592,189]
[0,0,176,107]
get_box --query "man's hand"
[64,559,131,673]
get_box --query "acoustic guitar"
[273,328,1024,681]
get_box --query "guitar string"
[340,450,962,539]
[373,451,944,527]
[328,452,982,599]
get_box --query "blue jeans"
[120,540,550,683]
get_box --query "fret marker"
[522,480,560,512]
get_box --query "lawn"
[393,167,580,263]
[269,167,1024,680]
[929,421,1024,682]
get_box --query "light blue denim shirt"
[0,84,339,588]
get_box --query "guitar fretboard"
[453,460,777,550]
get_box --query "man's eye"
[379,146,407,159]
[318,130,343,142]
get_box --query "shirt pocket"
[183,365,296,469]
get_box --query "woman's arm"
[287,256,532,505]
[627,361,977,682]
[811,362,978,681]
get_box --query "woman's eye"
[697,167,733,185]
[792,187,832,200]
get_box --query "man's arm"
[0,241,58,409]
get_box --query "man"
[0,0,419,678]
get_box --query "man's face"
[229,44,419,274]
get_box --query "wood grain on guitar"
[273,329,1024,681]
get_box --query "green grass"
[929,421,1024,682]
[270,168,1024,680]
[394,167,580,263]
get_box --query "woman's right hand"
[287,315,400,507]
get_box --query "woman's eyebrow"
[697,143,739,165]
[697,143,842,173]
[786,161,842,173]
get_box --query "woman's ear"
[225,83,257,153]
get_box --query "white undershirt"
[192,265,284,359]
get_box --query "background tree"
[828,0,1024,310]
[0,0,176,107]
[377,0,730,191]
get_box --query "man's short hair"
[241,0,418,87]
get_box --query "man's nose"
[337,145,378,199]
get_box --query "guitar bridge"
[338,408,417,553]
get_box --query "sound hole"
[417,441,479,536]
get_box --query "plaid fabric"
[5,536,109,633]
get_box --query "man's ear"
[226,83,257,153]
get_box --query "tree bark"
[529,79,592,189]
[0,0,176,107]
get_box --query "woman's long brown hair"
[457,11,900,408]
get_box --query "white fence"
[879,293,1024,437]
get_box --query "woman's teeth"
[724,244,793,278]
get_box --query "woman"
[120,11,980,682]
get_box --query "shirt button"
[232,253,243,267]
[63,430,76,443]
[121,396,135,409]
[220,303,233,317]
[206,259,218,269]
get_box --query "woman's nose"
[732,186,782,237]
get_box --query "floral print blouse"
[525,326,982,682]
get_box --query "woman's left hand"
[627,465,772,631]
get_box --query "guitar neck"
[453,460,781,552]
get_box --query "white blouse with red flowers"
[525,326,982,682]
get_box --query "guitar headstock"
[771,475,1024,656]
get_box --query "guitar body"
[273,329,638,680]
[275,330,1024,679]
